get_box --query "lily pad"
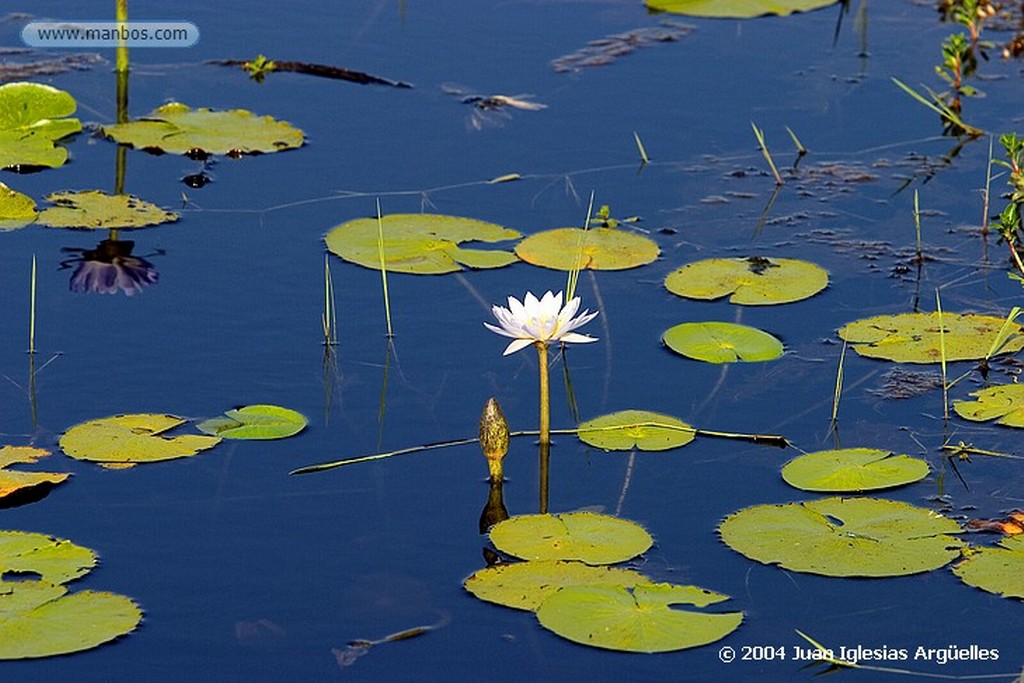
[781,448,929,493]
[837,312,1024,363]
[101,102,304,156]
[952,535,1024,599]
[489,512,653,565]
[663,321,784,363]
[645,0,838,18]
[326,213,521,274]
[37,190,178,230]
[464,560,650,611]
[665,257,828,305]
[577,410,696,451]
[59,414,221,465]
[953,384,1024,428]
[0,447,69,502]
[536,582,743,653]
[719,497,965,577]
[0,581,142,659]
[515,227,659,271]
[0,82,81,169]
[0,531,96,585]
[0,183,36,230]
[197,404,308,440]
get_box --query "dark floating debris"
[551,21,694,73]
[0,53,105,83]
[209,54,412,88]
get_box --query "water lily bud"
[479,397,509,482]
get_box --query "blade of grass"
[633,131,650,164]
[890,77,983,136]
[28,254,37,355]
[375,198,394,338]
[936,289,949,423]
[566,190,595,302]
[831,340,847,424]
[751,122,784,185]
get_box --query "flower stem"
[535,342,550,446]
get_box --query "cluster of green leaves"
[933,0,994,135]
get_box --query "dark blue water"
[1,2,1023,681]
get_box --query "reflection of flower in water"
[62,239,159,296]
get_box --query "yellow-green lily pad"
[101,102,304,156]
[464,560,650,611]
[952,535,1024,599]
[781,448,929,492]
[197,404,307,440]
[645,0,838,18]
[37,190,178,230]
[0,581,142,659]
[0,447,69,502]
[577,410,696,451]
[719,497,965,577]
[326,213,521,274]
[953,384,1024,428]
[0,183,36,230]
[663,321,783,363]
[0,82,81,169]
[490,512,653,565]
[515,227,659,271]
[665,257,828,305]
[536,582,743,653]
[59,414,221,465]
[837,312,1024,363]
[0,531,96,585]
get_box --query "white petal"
[484,322,519,339]
[503,339,535,355]
[559,332,598,344]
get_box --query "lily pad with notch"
[837,312,1024,363]
[0,447,69,505]
[37,190,178,229]
[464,560,650,611]
[645,0,839,18]
[515,227,659,271]
[719,496,965,577]
[59,414,221,466]
[489,512,653,565]
[953,384,1024,428]
[197,404,307,440]
[0,82,81,170]
[663,321,784,363]
[665,257,828,305]
[577,410,695,451]
[0,531,96,585]
[781,447,929,493]
[326,213,521,274]
[952,535,1024,600]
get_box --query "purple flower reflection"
[64,240,159,296]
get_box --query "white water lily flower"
[485,290,599,356]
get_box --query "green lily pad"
[0,183,36,230]
[0,581,142,659]
[515,227,659,271]
[59,414,221,465]
[326,213,521,274]
[536,582,743,653]
[0,82,81,169]
[837,312,1024,363]
[37,190,178,229]
[663,321,784,363]
[489,512,653,565]
[719,497,965,577]
[0,447,69,502]
[952,535,1024,599]
[197,404,307,440]
[577,410,696,451]
[645,0,837,18]
[464,560,650,611]
[781,448,930,493]
[101,102,304,156]
[665,257,828,305]
[953,384,1024,427]
[0,531,96,585]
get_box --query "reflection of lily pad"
[197,404,307,440]
[781,448,929,492]
[0,183,36,230]
[577,410,695,451]
[59,414,221,465]
[536,582,743,653]
[0,82,81,169]
[102,102,304,156]
[490,512,653,565]
[719,497,964,577]
[37,190,178,229]
[645,0,837,18]
[665,257,828,305]
[326,213,521,274]
[663,321,783,363]
[0,581,142,659]
[464,560,650,611]
[953,384,1024,427]
[952,535,1024,599]
[837,312,1024,363]
[515,227,659,271]
[0,531,96,585]
[0,446,70,502]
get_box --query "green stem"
[536,341,550,446]
[115,0,129,74]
